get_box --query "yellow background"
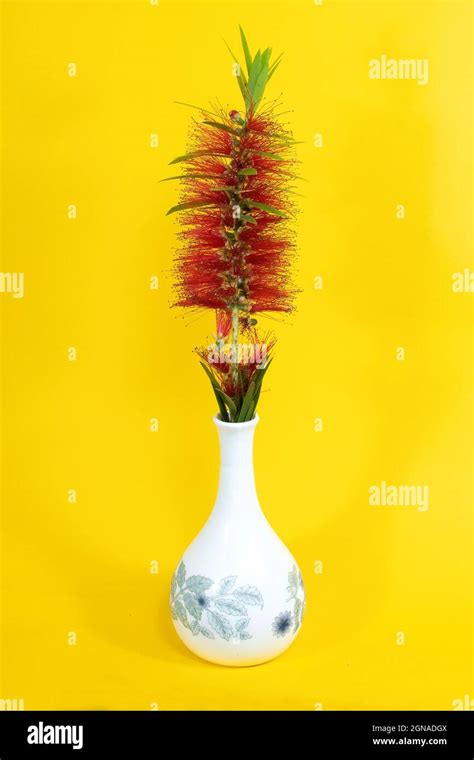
[1,0,472,710]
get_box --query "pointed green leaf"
[267,53,283,82]
[166,200,215,216]
[252,150,286,161]
[215,388,238,419]
[248,49,262,98]
[160,173,222,183]
[253,61,269,106]
[200,362,229,422]
[238,381,256,422]
[169,150,232,165]
[236,73,249,105]
[252,359,273,411]
[209,186,239,193]
[249,200,287,217]
[202,120,241,136]
[239,26,253,75]
[174,100,216,117]
[224,40,247,83]
[261,48,272,74]
[238,167,257,176]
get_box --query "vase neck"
[213,416,261,517]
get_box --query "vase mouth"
[213,413,259,430]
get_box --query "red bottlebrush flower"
[169,107,297,315]
[216,309,232,340]
[164,27,300,422]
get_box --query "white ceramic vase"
[170,414,305,666]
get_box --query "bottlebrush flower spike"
[164,28,300,422]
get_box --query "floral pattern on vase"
[170,561,264,642]
[272,565,305,637]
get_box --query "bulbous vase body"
[170,415,305,666]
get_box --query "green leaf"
[253,357,272,389]
[268,53,283,82]
[245,400,256,423]
[248,49,262,101]
[238,167,257,176]
[252,150,286,161]
[215,388,238,419]
[236,73,249,105]
[224,40,247,83]
[200,362,229,422]
[224,39,249,107]
[160,173,222,182]
[239,26,253,76]
[169,150,231,165]
[202,120,241,136]
[238,381,256,422]
[253,61,269,106]
[209,186,239,193]
[166,200,215,216]
[174,100,216,117]
[262,48,272,70]
[252,358,273,411]
[240,214,257,225]
[249,200,287,217]
[273,135,304,146]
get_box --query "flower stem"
[231,306,240,396]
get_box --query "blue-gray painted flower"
[272,611,293,637]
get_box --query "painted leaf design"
[239,631,251,641]
[214,598,248,616]
[217,575,237,594]
[177,562,186,588]
[189,618,200,636]
[186,575,214,594]
[288,567,298,591]
[293,597,302,632]
[183,593,202,620]
[233,585,264,608]
[174,600,189,628]
[235,617,250,632]
[170,605,178,621]
[199,626,215,639]
[207,610,233,641]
